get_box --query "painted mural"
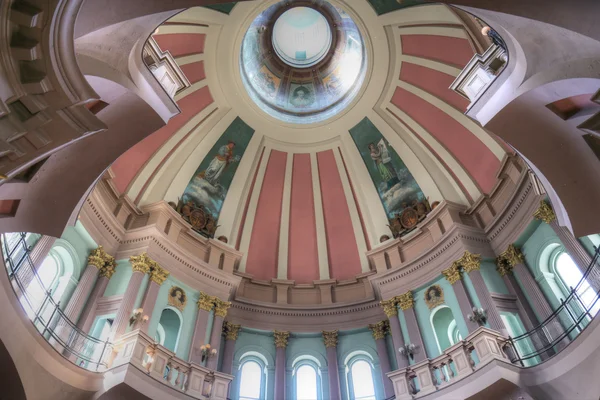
[179,117,254,236]
[349,117,426,219]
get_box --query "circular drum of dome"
[240,0,367,124]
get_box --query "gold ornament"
[380,299,398,317]
[496,244,524,276]
[150,265,169,285]
[88,246,107,269]
[424,284,444,309]
[533,200,556,224]
[99,263,116,279]
[442,264,461,284]
[168,286,188,311]
[129,253,152,274]
[224,321,241,341]
[214,298,231,318]
[395,291,414,310]
[322,330,338,348]
[454,251,482,274]
[197,292,216,311]
[368,321,389,340]
[274,331,290,348]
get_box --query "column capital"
[533,200,556,224]
[223,321,242,341]
[395,291,414,310]
[380,298,398,317]
[129,253,152,274]
[368,320,389,340]
[88,246,108,269]
[442,264,461,284]
[149,263,169,285]
[214,298,231,318]
[274,330,290,348]
[496,244,524,276]
[322,330,339,348]
[454,251,482,274]
[197,292,216,311]
[99,263,116,279]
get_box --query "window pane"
[556,253,584,289]
[351,360,376,400]
[38,256,58,289]
[239,361,262,399]
[296,365,318,400]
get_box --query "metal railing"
[1,232,112,371]
[506,245,600,366]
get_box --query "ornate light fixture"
[398,343,418,360]
[129,308,149,327]
[199,343,218,362]
[468,307,487,326]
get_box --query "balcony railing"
[506,245,600,366]
[389,245,600,399]
[1,232,112,371]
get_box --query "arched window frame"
[447,319,462,345]
[345,353,377,400]
[238,354,268,400]
[156,306,183,353]
[292,357,322,400]
[429,305,460,354]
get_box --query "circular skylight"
[240,1,367,124]
[272,7,332,68]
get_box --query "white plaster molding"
[310,153,330,280]
[277,152,293,279]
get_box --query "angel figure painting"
[181,117,255,226]
[349,117,426,218]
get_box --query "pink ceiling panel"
[288,154,319,283]
[180,60,206,84]
[153,33,206,57]
[401,34,474,68]
[111,85,213,193]
[317,150,362,280]
[391,87,500,193]
[245,150,288,281]
[400,62,469,111]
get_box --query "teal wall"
[146,275,200,360]
[158,308,181,352]
[479,260,509,295]
[413,276,469,358]
[104,259,133,297]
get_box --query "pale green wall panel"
[103,260,133,297]
[479,260,509,295]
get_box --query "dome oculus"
[272,7,332,68]
[240,1,367,124]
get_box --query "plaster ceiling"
[105,0,508,283]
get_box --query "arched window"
[26,255,60,311]
[430,306,459,353]
[555,252,598,314]
[350,359,376,400]
[296,364,318,400]
[156,307,182,353]
[239,360,263,400]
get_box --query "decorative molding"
[368,320,389,340]
[214,298,231,318]
[150,265,169,285]
[453,250,481,274]
[223,321,241,341]
[322,330,338,348]
[396,292,414,310]
[533,200,556,224]
[129,253,153,274]
[273,331,290,348]
[442,264,461,284]
[197,292,216,311]
[380,298,398,317]
[496,244,524,276]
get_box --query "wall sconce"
[199,343,218,362]
[399,343,418,361]
[129,308,149,327]
[468,307,487,326]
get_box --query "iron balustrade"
[505,245,600,366]
[1,232,112,371]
